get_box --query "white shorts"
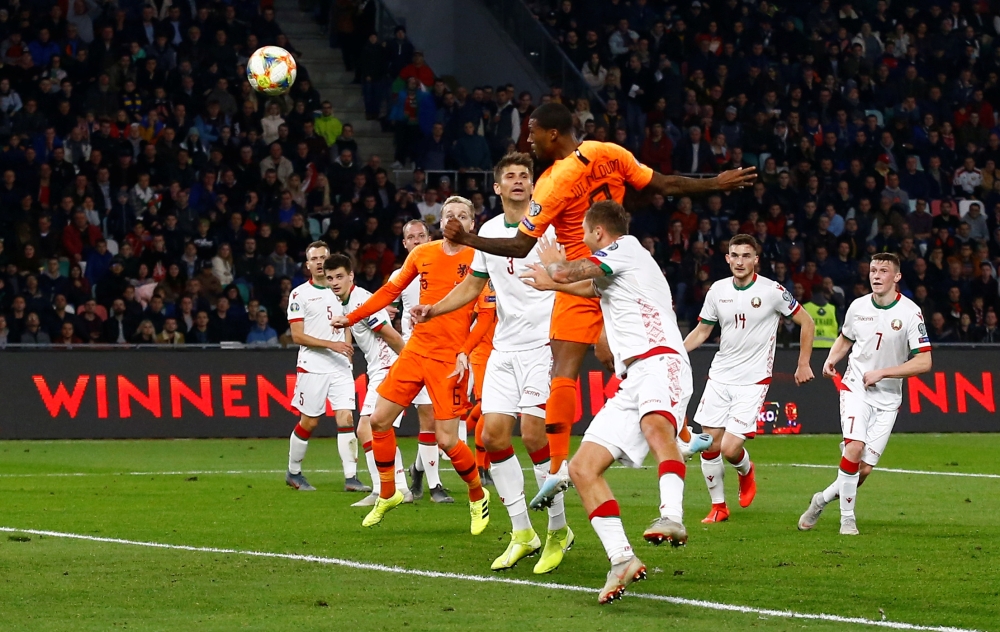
[293,371,356,418]
[583,353,693,468]
[362,369,405,428]
[481,346,551,418]
[694,380,769,439]
[840,388,897,466]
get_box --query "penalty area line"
[0,526,979,632]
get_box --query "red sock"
[446,441,484,502]
[529,444,550,466]
[546,376,577,474]
[293,422,312,441]
[473,408,490,470]
[371,429,397,499]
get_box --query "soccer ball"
[247,46,297,95]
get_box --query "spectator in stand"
[398,51,435,88]
[246,308,279,346]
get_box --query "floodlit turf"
[1,434,998,632]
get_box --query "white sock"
[458,419,467,445]
[533,461,567,531]
[591,515,633,564]
[821,479,840,504]
[394,447,406,491]
[288,431,308,475]
[491,453,531,532]
[701,453,725,504]
[414,449,424,471]
[658,471,685,523]
[418,442,442,488]
[364,448,378,490]
[730,448,752,476]
[839,469,859,519]
[337,431,358,479]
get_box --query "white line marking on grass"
[768,464,1000,479]
[0,527,980,632]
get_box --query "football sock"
[446,441,484,502]
[288,422,310,475]
[489,446,531,532]
[701,450,725,504]
[394,447,406,492]
[417,432,442,488]
[658,460,685,523]
[546,376,577,474]
[371,429,398,499]
[530,447,567,531]
[337,428,358,479]
[363,441,378,489]
[729,448,752,476]
[473,407,489,470]
[678,425,691,443]
[589,499,633,564]
[821,479,840,504]
[838,457,860,518]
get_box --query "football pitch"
[1,434,997,632]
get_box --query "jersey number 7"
[588,183,612,205]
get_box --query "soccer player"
[459,284,497,485]
[522,201,692,604]
[412,152,573,574]
[333,198,490,533]
[394,220,452,504]
[322,254,414,507]
[684,234,816,523]
[798,253,932,535]
[285,241,365,493]
[444,102,756,506]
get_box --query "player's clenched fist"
[715,166,757,191]
[410,304,433,323]
[330,314,351,329]
[443,218,468,244]
[822,360,838,379]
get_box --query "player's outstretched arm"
[444,218,537,258]
[647,167,757,197]
[337,263,416,329]
[790,309,816,385]
[822,335,854,378]
[683,321,715,353]
[291,321,353,358]
[521,263,597,297]
[419,273,487,322]
[862,350,932,388]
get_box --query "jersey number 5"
[327,306,334,320]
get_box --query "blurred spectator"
[246,307,279,346]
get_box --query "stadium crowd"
[1,0,999,347]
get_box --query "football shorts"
[693,381,770,440]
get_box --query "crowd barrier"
[0,347,995,439]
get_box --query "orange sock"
[678,423,691,443]
[546,376,577,474]
[473,405,490,470]
[371,429,397,499]
[446,441,484,501]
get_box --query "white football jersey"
[345,284,398,376]
[287,282,351,374]
[471,215,555,351]
[590,235,688,378]
[840,292,931,410]
[698,274,801,385]
[391,270,421,343]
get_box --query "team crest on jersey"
[891,319,902,331]
[457,264,469,277]
[918,323,927,336]
[751,297,762,308]
[528,200,542,217]
[606,241,619,251]
[290,302,301,312]
[781,289,793,303]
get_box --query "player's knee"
[568,457,594,486]
[480,427,507,453]
[843,440,865,462]
[722,442,744,463]
[369,413,393,432]
[436,428,458,452]
[299,416,319,431]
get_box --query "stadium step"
[273,0,398,165]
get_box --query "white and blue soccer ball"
[247,46,297,96]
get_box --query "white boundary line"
[2,464,999,479]
[0,526,980,632]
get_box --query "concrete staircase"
[274,0,396,162]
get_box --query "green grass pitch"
[1,434,997,632]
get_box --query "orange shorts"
[549,292,603,345]
[470,360,488,401]
[378,347,470,420]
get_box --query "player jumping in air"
[413,153,573,574]
[522,201,692,604]
[394,220,453,504]
[798,253,932,535]
[684,234,816,523]
[285,242,365,493]
[323,255,414,506]
[444,102,756,507]
[333,199,490,533]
